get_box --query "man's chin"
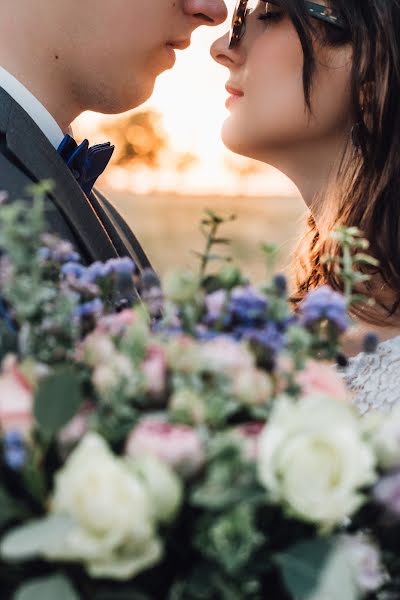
[101,82,156,115]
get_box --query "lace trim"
[343,336,400,414]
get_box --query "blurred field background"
[74,0,306,281]
[107,190,306,282]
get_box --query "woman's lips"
[225,84,244,110]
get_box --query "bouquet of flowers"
[0,183,399,600]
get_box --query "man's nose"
[183,0,228,26]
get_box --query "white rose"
[48,433,162,579]
[127,454,182,524]
[257,395,376,530]
[233,368,273,406]
[92,353,134,396]
[370,406,400,470]
[80,332,115,366]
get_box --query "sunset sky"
[75,3,298,197]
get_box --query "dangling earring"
[351,122,362,149]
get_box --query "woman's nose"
[183,0,228,26]
[211,31,243,68]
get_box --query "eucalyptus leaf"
[275,538,334,598]
[34,367,82,435]
[1,514,73,561]
[306,540,360,600]
[276,538,360,600]
[14,574,79,600]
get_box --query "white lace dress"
[343,336,400,415]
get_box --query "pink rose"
[142,345,167,396]
[201,337,254,374]
[126,418,205,477]
[235,422,265,461]
[296,360,348,399]
[58,401,94,447]
[0,357,33,436]
[96,309,137,336]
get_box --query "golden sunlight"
[73,8,297,197]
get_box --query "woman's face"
[210,1,353,168]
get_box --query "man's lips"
[166,39,191,50]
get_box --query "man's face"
[58,0,227,114]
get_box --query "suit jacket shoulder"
[0,86,152,271]
[90,188,152,272]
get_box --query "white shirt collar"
[0,66,65,149]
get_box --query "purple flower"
[228,286,268,326]
[243,322,286,354]
[62,262,87,279]
[106,257,136,275]
[299,285,349,332]
[38,247,51,261]
[40,235,81,263]
[74,298,104,319]
[374,471,400,516]
[3,430,26,470]
[82,261,110,283]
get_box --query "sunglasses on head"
[229,0,347,49]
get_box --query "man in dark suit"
[0,0,227,271]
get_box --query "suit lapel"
[0,88,119,263]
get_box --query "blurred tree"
[224,153,268,195]
[174,152,199,174]
[99,110,168,169]
[224,154,266,178]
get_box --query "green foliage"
[0,183,80,363]
[14,573,79,600]
[276,538,360,600]
[194,504,265,575]
[0,485,27,529]
[324,226,379,307]
[34,367,83,436]
[1,514,73,561]
[195,209,237,282]
[191,436,264,511]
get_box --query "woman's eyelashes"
[256,3,284,24]
[257,11,284,23]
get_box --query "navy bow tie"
[57,134,115,196]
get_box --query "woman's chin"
[221,122,256,160]
[221,121,242,152]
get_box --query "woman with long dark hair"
[211,0,400,412]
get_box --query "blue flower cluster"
[38,235,81,264]
[299,285,349,332]
[61,257,136,320]
[228,286,268,327]
[3,431,26,470]
[62,257,136,284]
[202,285,290,356]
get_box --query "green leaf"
[14,574,79,600]
[276,538,360,600]
[212,238,231,245]
[275,539,334,598]
[34,367,82,436]
[1,514,73,561]
[306,540,360,600]
[0,485,26,528]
